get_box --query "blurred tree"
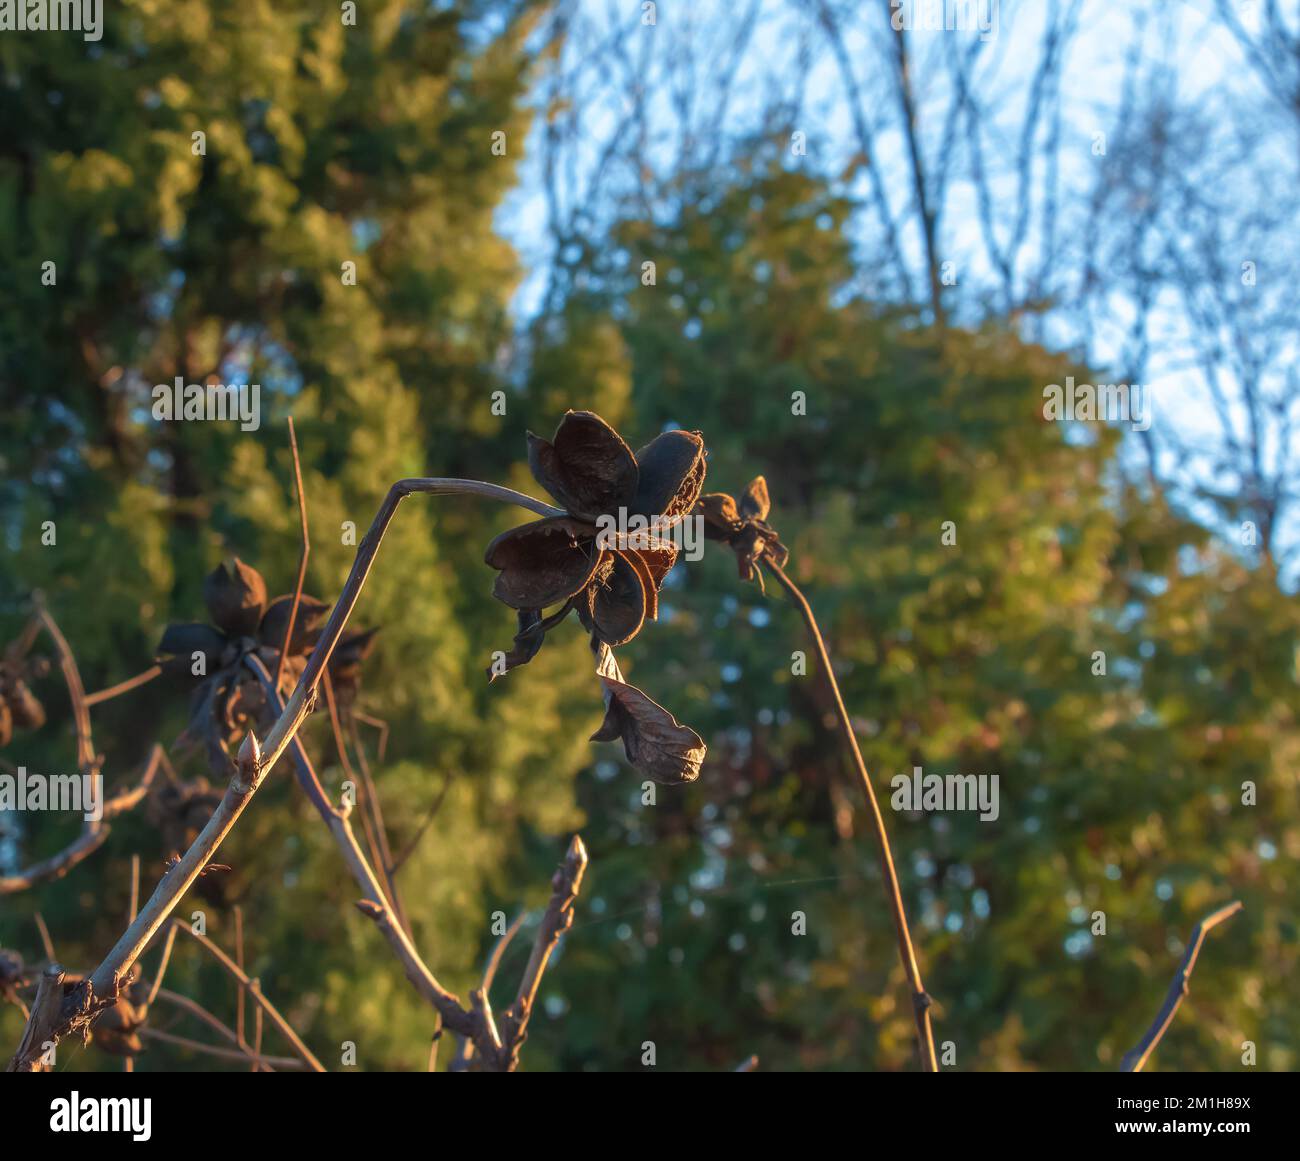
[0,0,600,1071]
[519,143,1299,1072]
[1,8,1295,1075]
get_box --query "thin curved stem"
[763,555,939,1073]
[140,1026,302,1069]
[1121,900,1243,1072]
[257,479,561,781]
[274,416,310,692]
[84,665,162,707]
[170,918,325,1073]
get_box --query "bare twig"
[250,981,264,1074]
[33,913,55,963]
[84,665,162,707]
[152,988,273,1072]
[1120,901,1244,1073]
[32,595,95,777]
[323,670,408,932]
[7,477,559,1071]
[390,771,453,874]
[0,743,166,896]
[139,1026,303,1069]
[483,912,527,995]
[352,710,390,762]
[234,905,246,1048]
[763,555,938,1072]
[274,416,311,693]
[128,854,140,923]
[494,836,588,1071]
[170,918,325,1073]
[144,925,177,1007]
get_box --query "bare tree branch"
[1120,900,1244,1073]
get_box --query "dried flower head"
[485,411,706,674]
[157,559,329,776]
[696,476,788,593]
[482,412,710,785]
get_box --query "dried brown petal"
[620,548,661,622]
[589,552,648,646]
[485,516,607,610]
[631,430,706,519]
[157,622,228,679]
[527,411,639,521]
[591,675,706,785]
[633,542,680,594]
[697,493,743,539]
[259,594,330,656]
[488,604,574,682]
[203,558,268,638]
[740,476,771,521]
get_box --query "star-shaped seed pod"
[157,559,330,777]
[157,559,329,684]
[483,411,709,785]
[485,411,706,675]
[696,476,789,593]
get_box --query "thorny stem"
[763,555,939,1073]
[1120,900,1243,1073]
[7,477,558,1072]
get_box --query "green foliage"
[0,42,1294,1075]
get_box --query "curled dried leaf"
[591,674,706,785]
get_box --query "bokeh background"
[1,0,1297,1071]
